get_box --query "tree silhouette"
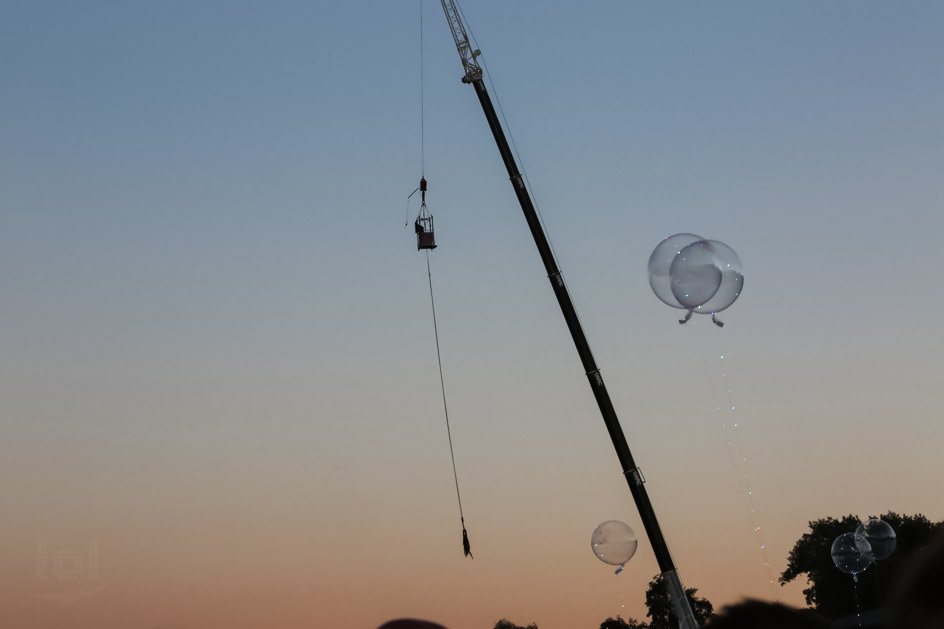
[599,615,649,629]
[779,512,942,620]
[644,575,714,629]
[493,619,538,629]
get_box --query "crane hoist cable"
[413,0,472,560]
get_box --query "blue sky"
[2,2,942,628]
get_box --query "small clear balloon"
[591,520,638,575]
[831,533,872,581]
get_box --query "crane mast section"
[440,0,483,83]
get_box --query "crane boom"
[440,1,482,83]
[437,2,699,627]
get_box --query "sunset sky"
[2,2,943,628]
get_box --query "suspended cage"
[415,212,436,250]
[415,177,436,250]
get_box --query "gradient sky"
[2,2,943,628]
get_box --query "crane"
[437,2,700,627]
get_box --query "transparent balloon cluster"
[831,518,897,581]
[648,234,744,325]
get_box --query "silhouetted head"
[377,620,448,629]
[704,599,829,629]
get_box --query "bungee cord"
[425,250,472,558]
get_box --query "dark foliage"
[644,575,714,629]
[599,616,649,629]
[493,619,538,629]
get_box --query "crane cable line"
[454,1,563,268]
[404,0,425,227]
[420,0,425,178]
[416,0,472,559]
[452,1,601,358]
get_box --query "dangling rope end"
[405,186,421,227]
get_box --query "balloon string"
[853,578,863,627]
[696,325,777,600]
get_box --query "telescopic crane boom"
[437,3,699,627]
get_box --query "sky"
[1,1,943,628]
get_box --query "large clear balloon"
[669,240,723,309]
[591,521,638,574]
[831,533,872,580]
[648,233,704,309]
[855,519,897,561]
[694,240,744,315]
